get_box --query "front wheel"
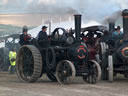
[84,60,101,84]
[56,60,76,85]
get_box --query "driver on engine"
[112,26,123,39]
[19,26,31,46]
[83,32,95,45]
[37,26,49,47]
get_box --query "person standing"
[9,49,17,74]
[19,26,31,46]
[37,26,49,47]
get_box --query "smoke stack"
[109,22,115,35]
[74,14,81,41]
[122,9,128,41]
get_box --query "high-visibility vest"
[9,51,17,66]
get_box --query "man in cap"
[37,26,49,47]
[112,26,123,39]
[19,26,31,46]
[112,26,124,48]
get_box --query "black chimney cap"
[122,9,128,16]
[74,14,82,16]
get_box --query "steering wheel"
[52,28,67,40]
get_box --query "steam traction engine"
[102,9,128,81]
[16,15,101,84]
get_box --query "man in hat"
[112,26,123,39]
[19,26,31,46]
[37,26,49,47]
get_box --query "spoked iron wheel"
[85,60,101,84]
[16,45,42,83]
[56,60,76,85]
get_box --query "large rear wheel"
[0,47,9,71]
[101,53,108,80]
[46,47,56,70]
[16,45,42,83]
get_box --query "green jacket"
[9,51,17,66]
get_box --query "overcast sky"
[0,0,75,14]
[0,0,128,26]
[0,0,127,14]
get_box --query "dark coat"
[37,31,48,41]
[19,34,31,46]
[37,31,49,47]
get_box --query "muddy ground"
[0,72,128,96]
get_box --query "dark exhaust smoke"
[74,14,81,41]
[122,9,128,41]
[109,22,115,35]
